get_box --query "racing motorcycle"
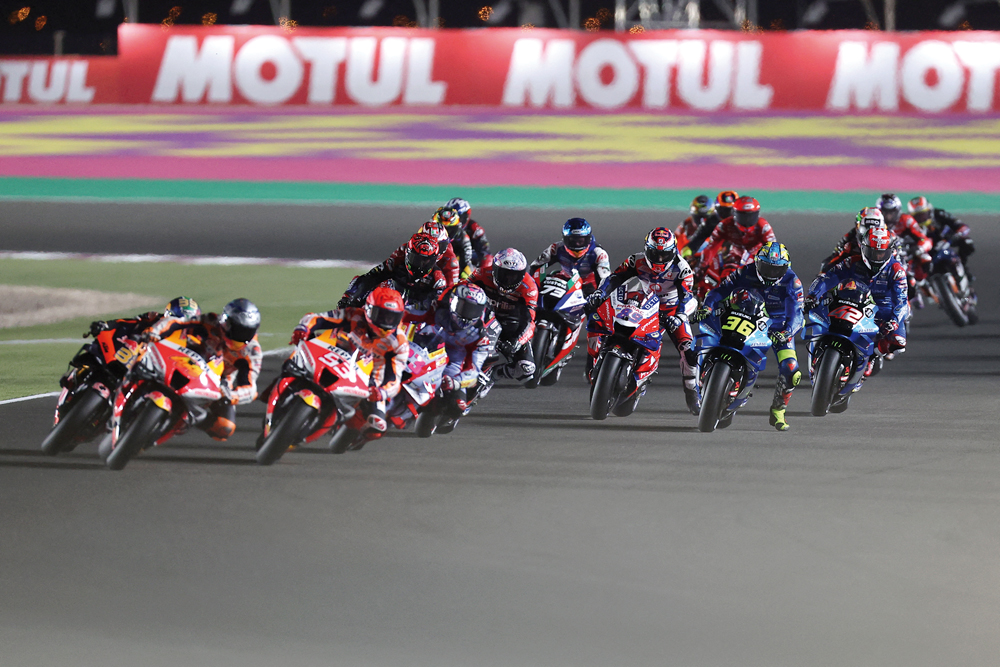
[924,240,978,327]
[525,267,586,389]
[802,281,880,417]
[387,323,448,430]
[695,291,773,433]
[41,323,141,456]
[256,328,371,464]
[588,277,662,421]
[102,330,225,471]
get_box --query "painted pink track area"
[3,108,1000,192]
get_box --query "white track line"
[0,250,373,270]
[0,391,60,406]
[0,338,81,345]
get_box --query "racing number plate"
[721,313,756,337]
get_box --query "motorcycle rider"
[908,196,976,268]
[584,227,700,414]
[698,242,804,432]
[820,207,896,272]
[425,283,496,425]
[339,232,446,321]
[675,195,717,254]
[806,225,908,362]
[292,286,409,446]
[145,298,263,440]
[691,196,777,286]
[876,193,933,307]
[467,247,538,382]
[683,190,739,261]
[446,197,491,273]
[433,206,476,279]
[528,218,611,295]
[417,220,460,288]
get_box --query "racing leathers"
[339,247,447,322]
[146,313,263,440]
[466,219,491,269]
[467,268,538,382]
[528,238,611,295]
[925,208,975,267]
[678,210,722,257]
[432,289,497,418]
[587,253,698,394]
[703,266,804,414]
[451,231,476,279]
[807,257,909,356]
[62,310,164,391]
[693,216,777,285]
[292,307,409,436]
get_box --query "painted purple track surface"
[2,108,1000,191]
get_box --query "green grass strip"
[1,177,999,213]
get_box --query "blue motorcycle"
[802,282,880,416]
[926,239,978,327]
[695,291,773,433]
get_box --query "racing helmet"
[492,248,527,293]
[446,283,488,330]
[364,286,405,334]
[445,197,472,227]
[643,227,677,272]
[562,217,593,259]
[754,242,790,286]
[433,206,463,239]
[165,296,200,321]
[860,226,894,272]
[418,220,450,255]
[908,196,933,225]
[716,190,739,219]
[733,196,761,228]
[404,232,439,277]
[855,207,885,237]
[690,194,715,221]
[876,193,902,225]
[220,298,261,344]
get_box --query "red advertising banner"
[5,25,1000,112]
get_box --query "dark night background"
[1,0,997,55]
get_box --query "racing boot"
[683,383,701,416]
[769,408,790,431]
[769,370,800,432]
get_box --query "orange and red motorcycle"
[102,330,225,471]
[255,328,371,465]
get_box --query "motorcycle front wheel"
[41,388,106,456]
[256,398,317,466]
[524,328,551,389]
[590,354,622,421]
[933,274,969,327]
[698,363,732,433]
[106,401,169,471]
[810,348,844,417]
[415,403,439,438]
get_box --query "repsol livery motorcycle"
[925,240,978,327]
[256,328,371,464]
[802,282,880,416]
[103,331,225,470]
[526,267,587,389]
[696,291,773,433]
[588,277,662,420]
[41,324,141,456]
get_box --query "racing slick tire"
[933,274,969,327]
[415,405,439,438]
[810,348,844,417]
[329,426,361,454]
[525,328,551,390]
[590,354,622,421]
[256,399,316,466]
[41,388,106,456]
[698,363,732,433]
[106,401,169,471]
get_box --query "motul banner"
[6,25,1000,112]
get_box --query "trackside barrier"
[3,25,1000,112]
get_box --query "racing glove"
[768,330,790,345]
[290,326,308,346]
[87,320,111,338]
[878,320,898,337]
[584,291,606,315]
[140,330,161,343]
[691,307,712,323]
[680,246,693,259]
[495,339,516,359]
[659,313,682,332]
[460,266,473,280]
[440,375,456,394]
[803,294,820,311]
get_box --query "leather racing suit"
[467,268,538,382]
[528,238,611,295]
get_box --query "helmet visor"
[564,234,592,251]
[226,320,257,343]
[406,249,436,275]
[734,210,759,228]
[369,304,403,331]
[494,266,525,290]
[645,247,676,267]
[862,245,892,268]
[452,297,486,322]
[755,259,788,283]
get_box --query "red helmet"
[418,220,449,255]
[860,225,893,272]
[733,196,761,228]
[405,232,439,277]
[908,196,933,225]
[364,286,405,334]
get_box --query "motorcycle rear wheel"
[41,388,105,456]
[525,329,551,389]
[256,399,316,466]
[933,274,968,327]
[590,354,622,421]
[698,363,732,433]
[106,402,169,471]
[810,348,844,417]
[329,426,361,454]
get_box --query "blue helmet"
[754,242,790,286]
[562,218,593,258]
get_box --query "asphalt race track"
[0,203,998,667]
